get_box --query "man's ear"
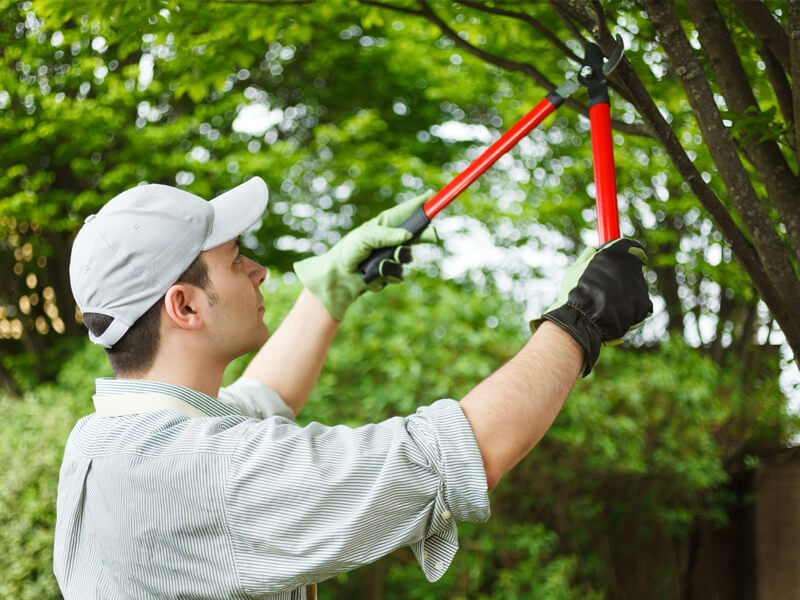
[163,284,205,331]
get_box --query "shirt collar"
[94,378,238,418]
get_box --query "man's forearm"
[459,321,583,490]
[243,288,339,416]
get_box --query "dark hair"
[83,254,213,377]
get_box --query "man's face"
[200,238,269,360]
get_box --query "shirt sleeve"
[217,377,295,420]
[224,398,490,595]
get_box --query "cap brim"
[203,176,269,250]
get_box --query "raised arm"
[460,322,582,489]
[243,288,338,416]
[461,239,653,489]
[244,193,437,416]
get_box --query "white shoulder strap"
[93,392,208,418]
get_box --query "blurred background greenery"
[1,0,798,598]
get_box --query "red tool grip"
[589,102,620,244]
[422,97,558,219]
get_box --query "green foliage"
[495,339,794,595]
[378,522,602,600]
[725,106,790,147]
[0,341,106,599]
[226,273,525,424]
[2,336,86,392]
[228,274,795,597]
[0,0,790,379]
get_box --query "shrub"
[0,342,107,599]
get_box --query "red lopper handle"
[589,102,620,244]
[422,97,559,219]
[359,95,564,282]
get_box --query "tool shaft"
[589,103,620,244]
[422,97,558,219]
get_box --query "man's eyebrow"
[231,237,241,254]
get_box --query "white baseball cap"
[69,177,268,348]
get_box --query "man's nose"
[245,257,267,286]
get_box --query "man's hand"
[294,191,438,321]
[533,238,653,376]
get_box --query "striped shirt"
[53,377,490,599]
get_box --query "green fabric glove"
[531,238,653,377]
[294,191,438,321]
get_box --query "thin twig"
[352,0,649,136]
[417,0,553,85]
[549,0,588,42]
[200,0,314,5]
[590,0,610,39]
[417,0,650,137]
[455,0,582,65]
[358,0,423,17]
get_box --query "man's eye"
[233,254,243,264]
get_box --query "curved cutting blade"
[602,35,625,75]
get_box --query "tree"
[2,0,797,385]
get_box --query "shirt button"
[440,510,451,520]
[435,560,446,571]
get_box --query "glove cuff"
[540,305,603,377]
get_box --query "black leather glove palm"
[533,238,653,377]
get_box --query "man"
[54,176,651,599]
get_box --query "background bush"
[0,341,108,599]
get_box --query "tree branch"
[686,0,800,260]
[640,0,800,357]
[731,0,796,155]
[360,0,647,135]
[527,0,634,126]
[414,0,557,85]
[589,0,611,40]
[789,1,800,161]
[758,44,794,133]
[201,0,314,5]
[548,1,585,43]
[734,0,800,149]
[455,0,582,65]
[549,0,598,38]
[731,0,790,71]
[358,0,422,17]
[556,1,796,354]
[352,0,800,357]
[407,0,649,137]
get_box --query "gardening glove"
[294,191,438,321]
[532,238,653,377]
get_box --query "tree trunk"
[638,0,800,360]
[686,0,800,260]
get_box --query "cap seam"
[94,226,150,281]
[96,216,204,291]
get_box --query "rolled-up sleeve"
[224,398,490,595]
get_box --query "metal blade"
[602,35,625,75]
